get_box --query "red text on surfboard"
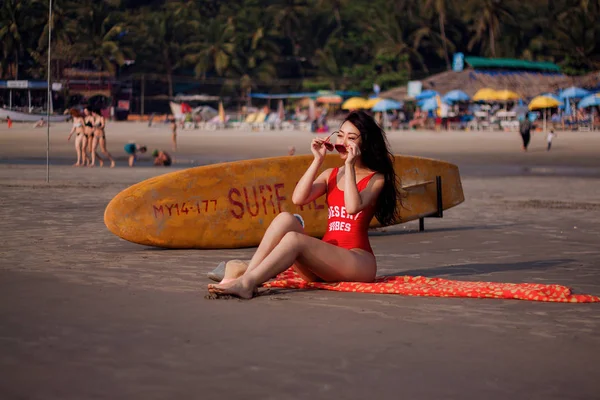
[152,200,217,218]
[228,183,286,219]
[228,183,326,219]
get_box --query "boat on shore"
[0,108,70,123]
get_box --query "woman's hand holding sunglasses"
[344,141,360,165]
[311,138,329,160]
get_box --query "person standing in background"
[546,130,557,151]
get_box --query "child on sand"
[152,149,172,166]
[546,130,557,151]
[124,143,147,167]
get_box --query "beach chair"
[251,112,267,130]
[264,112,281,130]
[578,119,592,132]
[237,113,257,130]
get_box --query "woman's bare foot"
[221,260,248,283]
[110,160,116,168]
[99,159,104,167]
[208,278,255,299]
[73,163,80,167]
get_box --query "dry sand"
[1,122,599,399]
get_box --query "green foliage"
[1,0,599,95]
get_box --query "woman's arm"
[67,122,76,140]
[292,138,332,205]
[291,161,331,205]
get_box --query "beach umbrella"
[218,101,225,123]
[493,90,520,101]
[528,95,561,110]
[372,99,403,112]
[563,97,572,116]
[364,97,383,108]
[277,99,285,120]
[540,93,561,102]
[529,95,560,134]
[472,88,498,102]
[577,94,600,109]
[442,90,470,103]
[559,86,591,100]
[308,98,316,120]
[421,96,443,112]
[341,97,368,110]
[414,90,438,101]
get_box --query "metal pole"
[141,74,145,116]
[46,0,52,183]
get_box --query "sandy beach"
[1,122,599,399]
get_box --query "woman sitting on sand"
[208,111,401,299]
[67,109,87,166]
[91,109,115,168]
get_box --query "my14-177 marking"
[153,200,217,218]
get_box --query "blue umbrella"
[563,97,572,116]
[559,86,591,100]
[578,94,600,109]
[421,96,444,112]
[442,90,470,103]
[372,99,403,112]
[415,90,438,101]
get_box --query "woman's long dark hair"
[343,111,401,226]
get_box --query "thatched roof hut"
[381,57,600,101]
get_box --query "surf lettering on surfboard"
[151,182,326,220]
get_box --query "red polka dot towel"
[262,269,600,303]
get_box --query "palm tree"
[128,2,194,97]
[466,0,515,57]
[229,27,278,100]
[266,0,309,55]
[0,0,46,79]
[424,0,452,69]
[372,7,427,75]
[315,0,348,30]
[185,17,236,78]
[68,1,129,75]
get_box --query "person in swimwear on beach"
[207,110,401,299]
[91,108,115,167]
[67,109,86,166]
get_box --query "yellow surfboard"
[104,154,464,248]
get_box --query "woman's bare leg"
[86,135,93,165]
[99,137,115,167]
[244,212,304,274]
[90,136,104,167]
[81,136,89,166]
[74,135,83,166]
[214,212,306,284]
[208,233,377,299]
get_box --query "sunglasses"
[322,131,348,153]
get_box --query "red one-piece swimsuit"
[321,167,377,254]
